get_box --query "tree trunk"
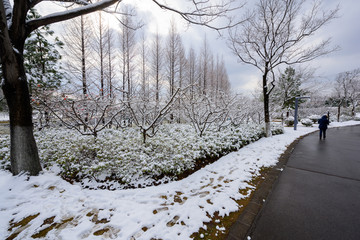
[0,0,42,176]
[263,70,272,137]
[351,102,355,117]
[81,15,87,96]
[2,73,42,175]
[142,129,147,144]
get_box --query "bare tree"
[44,92,124,138]
[0,0,243,175]
[344,69,360,117]
[62,15,93,97]
[119,5,137,102]
[182,92,234,137]
[139,31,150,123]
[229,94,257,125]
[228,0,339,137]
[200,35,211,95]
[126,88,181,143]
[216,56,231,94]
[91,11,109,99]
[333,75,348,122]
[187,47,199,100]
[165,20,183,122]
[105,27,117,99]
[62,15,94,131]
[333,68,360,121]
[208,54,215,94]
[150,30,163,110]
[176,40,187,123]
[166,20,182,99]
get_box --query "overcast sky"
[134,0,360,95]
[37,0,360,95]
[179,0,360,95]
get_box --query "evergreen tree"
[23,9,65,129]
[24,9,65,96]
[271,67,308,110]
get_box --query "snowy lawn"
[0,121,359,240]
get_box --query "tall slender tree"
[200,35,211,95]
[62,15,93,97]
[92,11,107,98]
[119,5,137,102]
[150,30,163,110]
[140,32,149,103]
[166,20,182,98]
[105,27,116,99]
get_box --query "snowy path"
[1,122,359,240]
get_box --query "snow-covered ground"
[0,112,9,121]
[0,121,359,240]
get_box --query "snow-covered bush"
[300,118,313,127]
[0,123,283,189]
[308,115,321,123]
[0,135,10,171]
[285,116,294,127]
[340,114,353,122]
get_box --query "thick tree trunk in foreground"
[2,66,42,175]
[1,0,42,175]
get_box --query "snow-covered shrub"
[271,123,284,135]
[300,118,313,127]
[340,114,353,122]
[0,135,10,170]
[0,123,283,189]
[308,115,321,123]
[285,116,294,127]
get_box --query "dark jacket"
[318,116,329,130]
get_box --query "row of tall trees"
[60,11,231,105]
[39,8,232,140]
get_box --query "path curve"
[227,125,360,240]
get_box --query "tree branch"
[152,0,246,31]
[27,0,120,34]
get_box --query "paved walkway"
[228,125,360,240]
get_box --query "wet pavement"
[228,125,360,240]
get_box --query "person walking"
[318,115,329,140]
